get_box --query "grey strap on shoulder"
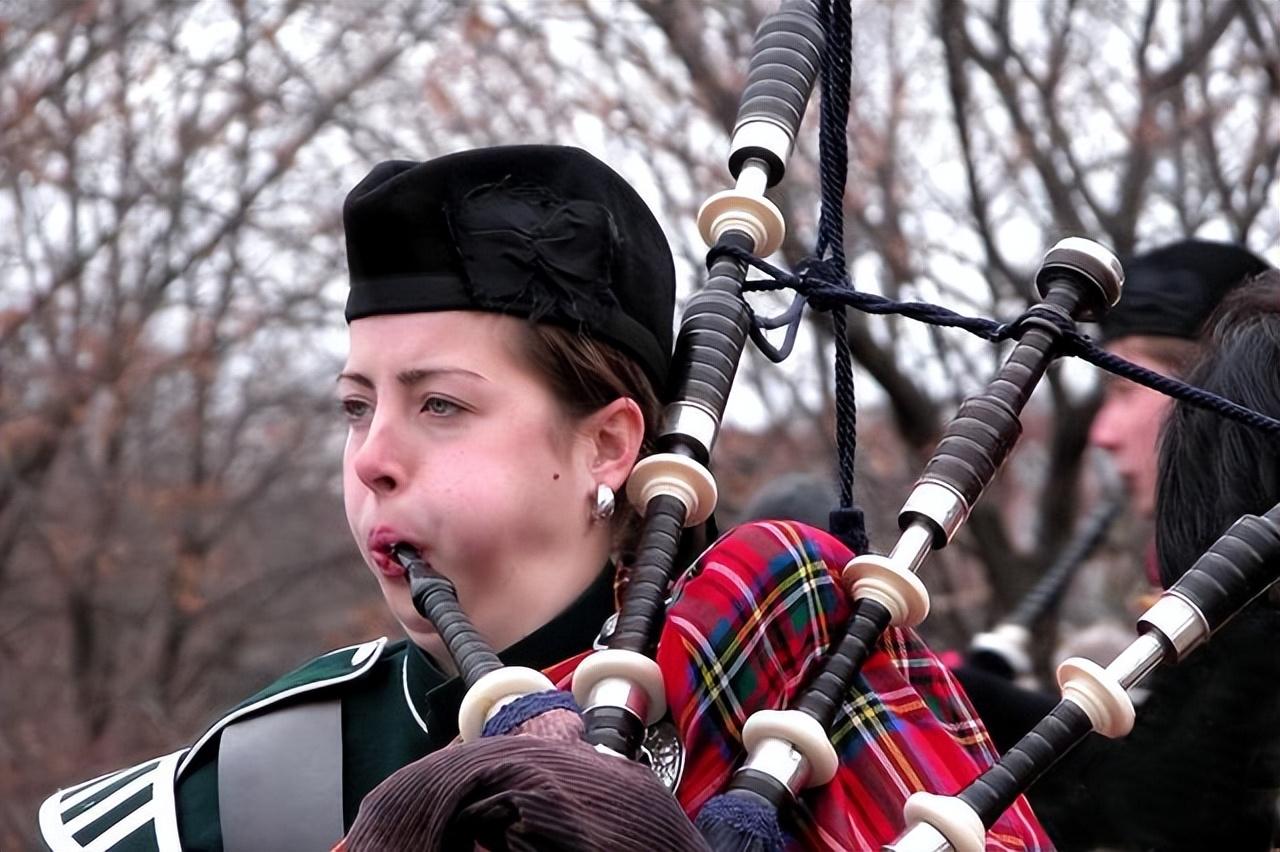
[218,698,345,852]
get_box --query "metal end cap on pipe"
[1036,237,1124,321]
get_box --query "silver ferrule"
[660,400,720,458]
[735,158,771,197]
[585,676,649,723]
[899,480,969,549]
[887,521,938,576]
[1137,591,1210,662]
[884,822,954,852]
[1104,632,1168,691]
[740,735,810,796]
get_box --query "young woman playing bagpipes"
[38,145,1049,852]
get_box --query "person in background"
[738,471,837,530]
[1089,238,1270,528]
[1033,270,1280,851]
[953,239,1272,753]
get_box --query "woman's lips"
[366,526,423,580]
[370,549,407,579]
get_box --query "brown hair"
[1122,335,1203,378]
[513,323,663,558]
[1156,269,1280,588]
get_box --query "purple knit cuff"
[481,689,581,738]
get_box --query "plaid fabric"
[549,520,1051,851]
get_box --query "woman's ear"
[583,397,646,490]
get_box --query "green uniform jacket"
[38,570,614,851]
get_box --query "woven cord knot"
[795,256,850,313]
[991,302,1077,348]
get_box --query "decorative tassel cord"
[814,0,868,553]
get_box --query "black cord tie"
[795,256,851,313]
[991,303,1077,347]
[707,242,1280,438]
[829,506,869,554]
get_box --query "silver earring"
[592,483,616,522]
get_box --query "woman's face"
[339,311,608,659]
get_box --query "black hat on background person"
[343,145,677,393]
[1090,238,1273,519]
[1100,238,1271,344]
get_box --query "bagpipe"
[965,491,1123,684]
[888,502,1280,852]
[340,1,1280,850]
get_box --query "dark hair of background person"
[1156,269,1280,587]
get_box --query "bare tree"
[0,0,451,843]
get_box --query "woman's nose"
[351,414,408,495]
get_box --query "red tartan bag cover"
[547,520,1051,851]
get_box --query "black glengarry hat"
[344,146,675,389]
[1101,238,1271,342]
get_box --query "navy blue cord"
[813,0,869,553]
[715,243,1280,437]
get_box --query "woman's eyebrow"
[336,371,373,389]
[336,368,487,388]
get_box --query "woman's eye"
[422,396,461,416]
[340,398,372,421]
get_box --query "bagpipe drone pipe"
[965,491,1124,684]
[682,247,1121,849]
[338,1,1280,850]
[886,503,1280,852]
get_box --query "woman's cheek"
[342,479,363,543]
